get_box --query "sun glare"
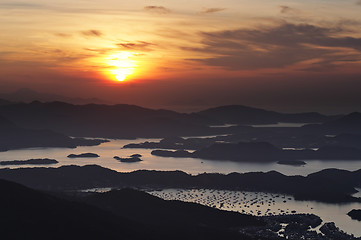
[115,71,126,81]
[106,52,137,82]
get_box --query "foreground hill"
[83,188,263,229]
[0,179,266,240]
[0,179,150,240]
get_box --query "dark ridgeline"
[0,158,58,166]
[0,88,105,105]
[0,179,150,240]
[0,114,107,152]
[123,136,216,150]
[2,99,361,151]
[151,141,361,162]
[0,100,217,138]
[0,100,339,139]
[83,188,263,229]
[0,179,265,240]
[2,177,357,239]
[197,105,334,124]
[1,165,360,203]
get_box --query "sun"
[106,52,137,82]
[115,71,126,81]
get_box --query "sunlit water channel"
[1,139,361,176]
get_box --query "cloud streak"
[116,41,155,51]
[200,8,226,14]
[280,6,292,14]
[144,6,171,14]
[81,30,103,37]
[186,23,361,70]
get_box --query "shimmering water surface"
[1,139,361,176]
[148,189,361,237]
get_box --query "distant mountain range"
[0,100,345,139]
[197,105,339,124]
[0,114,106,151]
[0,88,106,105]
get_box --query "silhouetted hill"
[0,179,154,240]
[0,101,340,139]
[151,142,361,162]
[84,188,263,228]
[194,142,282,161]
[0,158,58,166]
[0,101,218,138]
[0,88,105,105]
[0,179,267,240]
[124,136,218,150]
[0,98,13,106]
[197,105,334,125]
[1,165,360,203]
[197,105,281,124]
[0,115,107,151]
[321,112,361,133]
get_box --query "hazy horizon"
[1,0,361,114]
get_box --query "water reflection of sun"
[106,52,137,82]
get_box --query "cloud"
[144,6,171,14]
[116,41,155,51]
[54,33,72,38]
[280,6,292,14]
[81,30,103,37]
[200,8,226,14]
[185,23,361,70]
[84,48,112,54]
[0,2,42,9]
[357,0,361,5]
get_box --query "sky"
[1,0,361,113]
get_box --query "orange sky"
[1,0,361,113]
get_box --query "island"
[67,153,100,158]
[123,136,215,150]
[114,155,142,162]
[0,158,58,166]
[347,209,361,221]
[151,149,193,158]
[151,141,361,163]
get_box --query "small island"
[114,155,142,163]
[277,160,306,166]
[67,153,100,158]
[151,149,193,158]
[347,209,361,221]
[0,158,58,166]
